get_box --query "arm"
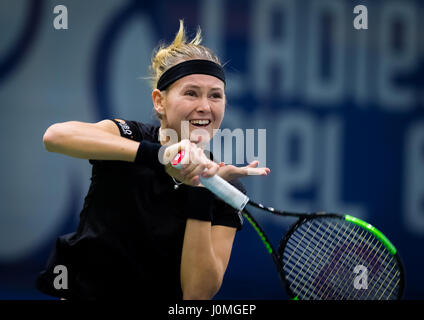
[211,225,236,282]
[42,120,139,161]
[180,220,236,300]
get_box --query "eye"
[184,90,197,97]
[210,92,223,99]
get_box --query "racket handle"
[199,174,249,211]
[172,151,249,211]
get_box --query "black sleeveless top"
[36,119,245,300]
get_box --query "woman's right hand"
[163,139,219,187]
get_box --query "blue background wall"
[0,0,423,299]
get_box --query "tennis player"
[36,20,269,300]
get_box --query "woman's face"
[157,73,226,144]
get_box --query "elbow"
[43,123,66,152]
[182,264,223,300]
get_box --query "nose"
[195,96,211,113]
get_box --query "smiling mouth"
[189,119,211,127]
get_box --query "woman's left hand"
[216,161,270,181]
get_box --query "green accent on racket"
[243,213,273,254]
[345,215,397,255]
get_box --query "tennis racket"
[172,152,405,300]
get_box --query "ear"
[152,89,165,115]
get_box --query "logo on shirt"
[114,119,132,136]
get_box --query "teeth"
[190,120,210,125]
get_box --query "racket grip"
[199,174,249,211]
[172,152,249,211]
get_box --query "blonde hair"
[149,20,222,90]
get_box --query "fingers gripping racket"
[172,152,405,300]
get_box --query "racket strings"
[285,221,346,295]
[295,222,342,300]
[285,221,360,299]
[319,227,372,300]
[289,222,347,299]
[304,221,361,299]
[318,224,399,300]
[333,231,377,299]
[288,222,328,298]
[321,223,399,300]
[348,239,388,299]
[282,218,401,300]
[362,253,400,300]
[284,220,354,299]
[285,220,350,273]
[284,222,315,285]
[370,259,399,300]
[379,272,401,300]
[285,221,352,279]
[344,230,400,300]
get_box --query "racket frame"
[243,203,405,300]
